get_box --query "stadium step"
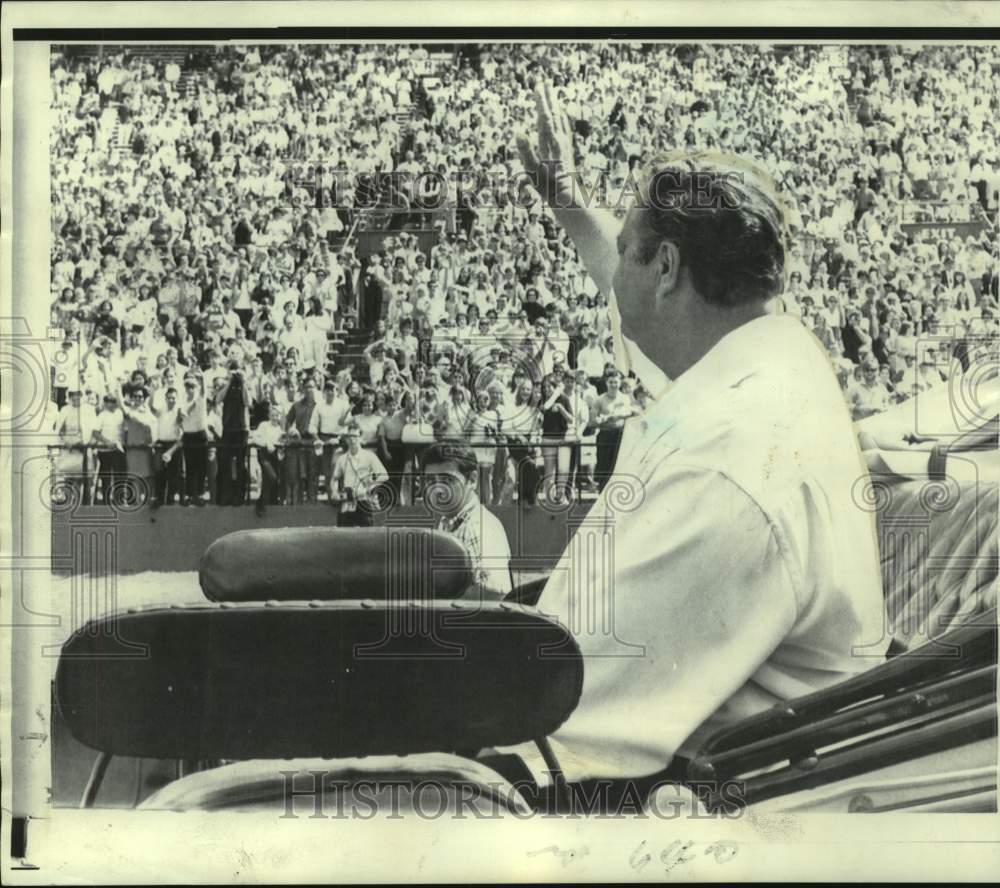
[179,70,203,98]
[107,107,133,157]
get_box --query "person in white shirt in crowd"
[849,355,893,422]
[589,369,639,490]
[250,403,287,515]
[91,393,126,505]
[276,311,308,364]
[462,389,504,504]
[363,337,391,386]
[330,423,389,527]
[315,379,353,494]
[53,387,98,504]
[421,439,512,599]
[483,84,889,806]
[353,391,384,451]
[570,367,600,492]
[81,338,117,401]
[177,375,209,505]
[151,384,184,506]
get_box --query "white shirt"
[576,344,607,378]
[95,408,124,448]
[155,406,182,442]
[250,420,284,451]
[333,448,388,499]
[180,395,208,434]
[56,401,96,444]
[505,315,887,782]
[315,397,352,436]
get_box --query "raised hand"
[516,82,577,207]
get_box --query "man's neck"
[655,297,770,381]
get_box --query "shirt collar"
[441,496,478,532]
[627,314,804,456]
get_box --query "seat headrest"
[55,601,583,760]
[199,527,474,602]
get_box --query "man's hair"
[421,438,478,480]
[635,152,787,307]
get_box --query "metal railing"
[46,437,612,509]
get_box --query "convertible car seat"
[199,526,474,601]
[54,600,584,813]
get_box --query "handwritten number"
[705,841,739,864]
[629,840,652,873]
[661,840,697,871]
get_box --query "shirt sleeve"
[531,463,801,781]
[480,514,513,596]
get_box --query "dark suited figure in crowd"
[217,365,250,505]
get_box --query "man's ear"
[655,240,682,299]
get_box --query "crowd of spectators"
[47,42,999,508]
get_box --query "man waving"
[495,85,887,797]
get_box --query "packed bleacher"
[47,42,1000,508]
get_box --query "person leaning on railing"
[315,379,353,496]
[500,379,541,506]
[53,387,97,505]
[177,374,209,506]
[462,389,503,506]
[284,378,320,505]
[92,393,126,505]
[539,374,573,505]
[375,388,408,505]
[352,391,383,453]
[249,403,286,516]
[590,368,639,491]
[120,383,157,506]
[151,384,184,506]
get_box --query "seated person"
[421,439,512,599]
